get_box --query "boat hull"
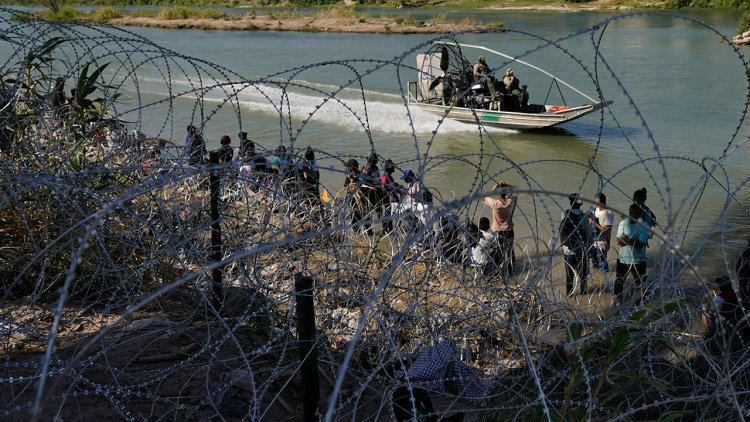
[414,100,611,130]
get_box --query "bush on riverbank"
[738,11,750,33]
[664,0,749,8]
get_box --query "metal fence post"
[295,273,319,421]
[209,151,224,315]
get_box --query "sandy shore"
[108,14,495,34]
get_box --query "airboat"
[408,42,612,130]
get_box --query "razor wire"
[1,8,750,421]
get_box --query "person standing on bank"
[560,193,592,296]
[591,192,614,271]
[633,187,657,236]
[184,124,206,166]
[380,159,401,233]
[484,182,516,276]
[613,204,650,302]
[217,135,233,164]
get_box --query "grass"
[156,6,228,20]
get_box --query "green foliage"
[156,6,227,20]
[538,299,691,420]
[91,7,123,21]
[738,11,750,33]
[664,0,749,8]
[36,7,85,21]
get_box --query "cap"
[400,169,415,181]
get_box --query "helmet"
[384,159,395,173]
[345,158,359,170]
[478,56,486,63]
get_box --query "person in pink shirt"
[484,182,516,275]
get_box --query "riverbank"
[107,12,497,34]
[15,0,673,35]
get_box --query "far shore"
[36,0,657,35]
[106,14,497,34]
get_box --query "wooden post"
[295,274,319,421]
[209,150,224,315]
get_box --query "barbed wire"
[1,8,750,421]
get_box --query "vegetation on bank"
[2,0,749,10]
[739,11,750,34]
[16,5,502,34]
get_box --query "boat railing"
[408,80,443,105]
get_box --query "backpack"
[560,210,587,252]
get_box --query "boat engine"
[466,83,494,109]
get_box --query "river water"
[3,8,748,277]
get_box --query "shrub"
[156,6,226,21]
[738,11,750,34]
[37,7,84,21]
[91,7,122,21]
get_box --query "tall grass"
[92,7,123,21]
[156,6,227,20]
[738,11,750,33]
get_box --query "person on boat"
[501,68,529,111]
[502,68,520,94]
[485,182,516,276]
[472,56,496,97]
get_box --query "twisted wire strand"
[1,8,749,421]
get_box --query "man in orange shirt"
[484,182,516,276]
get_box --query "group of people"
[472,56,528,111]
[558,187,656,300]
[176,125,750,348]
